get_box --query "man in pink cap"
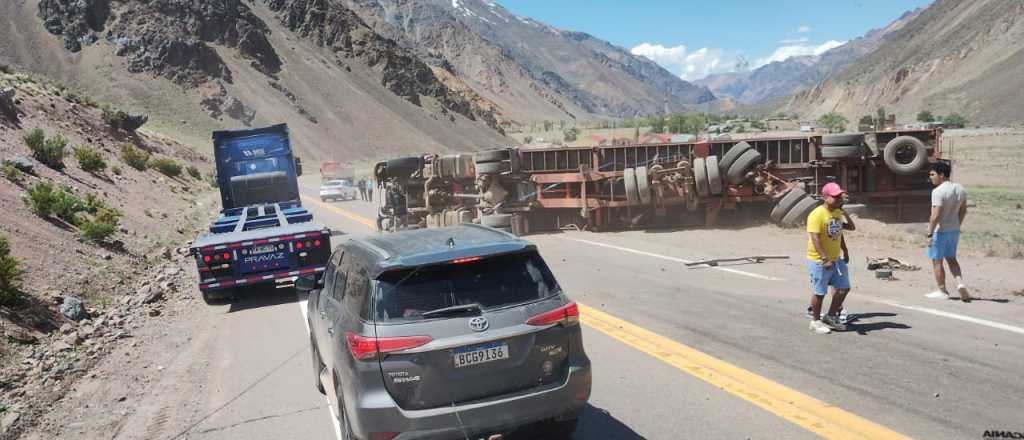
[805,182,856,334]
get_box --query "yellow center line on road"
[301,195,378,230]
[298,196,910,439]
[579,303,910,440]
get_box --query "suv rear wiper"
[421,303,483,319]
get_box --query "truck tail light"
[295,241,304,250]
[346,332,432,361]
[222,252,231,261]
[203,255,211,263]
[313,239,321,247]
[526,302,579,327]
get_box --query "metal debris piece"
[686,255,789,267]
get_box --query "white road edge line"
[873,299,1024,336]
[297,295,344,440]
[565,237,786,282]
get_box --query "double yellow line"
[303,195,910,439]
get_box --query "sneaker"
[809,320,831,334]
[957,285,972,302]
[925,290,950,299]
[807,306,849,324]
[822,315,847,331]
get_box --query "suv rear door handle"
[327,327,335,336]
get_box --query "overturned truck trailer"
[374,129,942,235]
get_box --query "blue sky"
[498,0,933,80]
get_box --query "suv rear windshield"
[374,252,560,322]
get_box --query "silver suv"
[299,224,591,440]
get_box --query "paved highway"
[52,178,1020,440]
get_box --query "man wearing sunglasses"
[925,161,971,301]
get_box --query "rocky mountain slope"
[338,0,717,121]
[696,8,922,105]
[1,66,217,436]
[0,0,510,162]
[783,0,1024,125]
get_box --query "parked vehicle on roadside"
[320,179,359,202]
[189,124,332,304]
[298,224,591,440]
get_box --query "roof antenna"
[447,237,456,248]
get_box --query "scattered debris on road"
[686,255,789,267]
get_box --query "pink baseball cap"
[821,182,845,197]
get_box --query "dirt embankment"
[0,67,218,438]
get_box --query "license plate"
[453,342,508,368]
[251,244,277,254]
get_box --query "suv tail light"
[526,302,579,327]
[346,332,432,361]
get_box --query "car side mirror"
[295,274,323,292]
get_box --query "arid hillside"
[783,0,1024,125]
[0,0,511,162]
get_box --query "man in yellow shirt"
[806,182,855,334]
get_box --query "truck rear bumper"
[199,266,325,292]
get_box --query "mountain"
[336,0,717,122]
[0,0,510,161]
[784,0,1024,125]
[696,8,923,105]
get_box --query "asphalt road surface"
[109,178,1023,440]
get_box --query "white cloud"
[630,43,733,81]
[779,37,809,44]
[797,25,812,33]
[755,40,845,67]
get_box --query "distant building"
[670,134,696,142]
[639,133,672,144]
[799,121,817,132]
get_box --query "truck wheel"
[481,213,513,228]
[706,156,723,196]
[201,290,231,305]
[820,145,864,160]
[770,188,807,222]
[476,161,510,175]
[883,136,928,175]
[781,197,820,227]
[693,158,710,197]
[726,149,762,185]
[635,166,652,205]
[822,133,864,146]
[624,168,640,204]
[719,141,753,174]
[474,149,510,163]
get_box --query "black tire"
[706,156,723,196]
[719,141,753,174]
[334,376,355,440]
[820,145,865,160]
[726,149,762,185]
[320,197,327,202]
[383,156,423,179]
[476,161,510,175]
[201,290,233,305]
[474,149,510,163]
[822,133,864,146]
[481,213,513,228]
[693,158,709,197]
[781,197,820,226]
[624,168,640,204]
[770,188,807,222]
[311,335,326,394]
[883,136,928,175]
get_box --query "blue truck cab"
[189,124,331,304]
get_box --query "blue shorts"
[928,231,960,260]
[806,259,851,296]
